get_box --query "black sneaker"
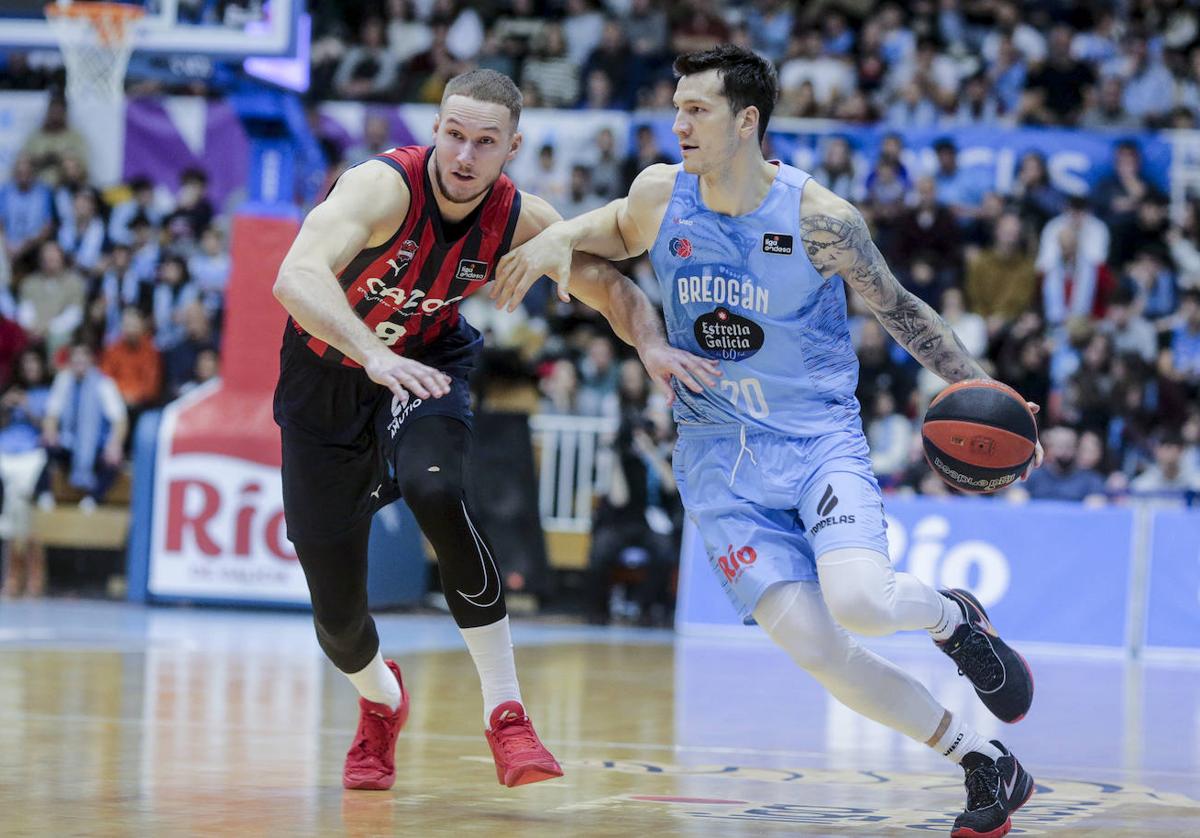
[937,588,1034,723]
[952,741,1035,838]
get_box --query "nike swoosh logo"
[1003,762,1020,799]
[458,500,502,608]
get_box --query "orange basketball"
[921,380,1037,494]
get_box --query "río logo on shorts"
[717,544,757,582]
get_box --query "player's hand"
[1022,401,1044,480]
[363,350,451,402]
[492,225,574,311]
[638,340,721,407]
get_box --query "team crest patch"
[456,258,490,282]
[670,237,693,258]
[762,233,793,254]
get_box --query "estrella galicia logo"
[694,307,765,361]
[809,483,855,536]
[456,258,489,282]
[670,236,693,258]
[762,233,793,254]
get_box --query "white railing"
[528,413,619,533]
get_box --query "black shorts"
[274,318,482,542]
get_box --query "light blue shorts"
[673,424,889,619]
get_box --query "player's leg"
[389,413,561,787]
[799,433,1034,724]
[753,580,1035,838]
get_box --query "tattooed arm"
[798,181,988,384]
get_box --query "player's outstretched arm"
[491,164,677,311]
[798,182,988,384]
[273,161,450,400]
[504,192,719,404]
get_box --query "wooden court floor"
[1,600,1198,837]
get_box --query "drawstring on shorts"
[729,425,758,486]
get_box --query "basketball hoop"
[44,1,145,101]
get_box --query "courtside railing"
[528,413,619,534]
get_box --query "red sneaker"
[485,701,563,788]
[342,660,410,790]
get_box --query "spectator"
[585,127,625,201]
[95,244,149,345]
[949,72,1002,126]
[42,341,128,508]
[433,0,484,63]
[1093,141,1161,230]
[582,18,631,109]
[981,0,1046,66]
[812,136,858,201]
[0,154,54,276]
[892,176,961,298]
[1020,24,1096,126]
[1119,249,1175,323]
[1166,199,1200,292]
[384,0,432,67]
[333,17,400,100]
[986,33,1028,116]
[524,144,569,212]
[622,125,672,192]
[576,333,619,417]
[538,358,580,415]
[344,112,394,165]
[1169,289,1200,382]
[623,0,668,67]
[163,302,218,399]
[52,154,91,224]
[862,159,907,254]
[1109,193,1170,277]
[20,93,89,183]
[930,137,988,225]
[1038,195,1110,273]
[965,211,1037,326]
[1008,151,1066,233]
[580,69,616,110]
[884,81,939,127]
[1040,223,1115,328]
[101,306,162,414]
[779,30,855,110]
[522,23,579,108]
[188,226,231,316]
[855,318,915,416]
[128,215,162,286]
[151,255,200,351]
[56,188,106,276]
[17,240,86,354]
[747,0,794,64]
[107,176,163,247]
[1020,426,1108,503]
[558,165,605,219]
[1130,432,1200,500]
[1063,331,1115,434]
[179,346,220,395]
[867,390,913,486]
[1117,33,1174,125]
[887,35,961,108]
[1080,76,1142,130]
[1099,286,1158,363]
[164,168,214,246]
[562,0,604,66]
[0,348,52,598]
[669,0,731,55]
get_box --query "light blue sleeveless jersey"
[649,163,862,437]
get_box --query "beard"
[433,162,493,205]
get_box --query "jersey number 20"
[720,377,770,419]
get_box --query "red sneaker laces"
[352,708,394,761]
[493,711,541,757]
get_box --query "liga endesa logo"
[670,236,693,258]
[717,544,757,582]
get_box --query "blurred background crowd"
[1,0,1199,611]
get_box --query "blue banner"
[677,496,1134,648]
[1144,509,1200,649]
[636,119,1171,198]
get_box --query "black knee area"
[292,519,379,673]
[393,417,507,628]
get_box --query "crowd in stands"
[0,95,226,597]
[3,1,1200,608]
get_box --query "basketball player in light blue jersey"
[495,46,1044,838]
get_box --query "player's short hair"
[441,69,523,128]
[673,45,778,142]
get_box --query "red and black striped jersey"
[291,145,522,365]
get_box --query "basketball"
[922,380,1038,494]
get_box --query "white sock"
[928,710,1002,764]
[459,616,523,726]
[928,593,965,642]
[345,650,401,711]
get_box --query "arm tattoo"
[800,210,987,383]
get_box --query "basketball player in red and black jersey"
[272,70,719,791]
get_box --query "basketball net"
[44,1,145,102]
